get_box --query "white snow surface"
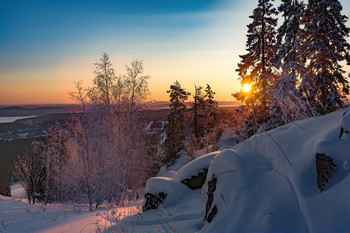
[144,177,192,208]
[173,151,219,182]
[131,107,350,233]
[0,188,141,233]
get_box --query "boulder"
[316,153,337,191]
[142,192,167,211]
[204,175,217,223]
[181,169,208,190]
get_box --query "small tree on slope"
[201,84,220,149]
[163,81,190,166]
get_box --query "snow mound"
[218,128,238,150]
[158,150,189,178]
[201,107,350,233]
[173,151,219,182]
[144,177,192,208]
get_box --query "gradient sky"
[1,0,350,105]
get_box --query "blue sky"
[1,0,350,104]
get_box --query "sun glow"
[242,83,252,93]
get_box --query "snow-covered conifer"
[301,0,350,113]
[235,0,279,119]
[270,0,306,125]
[273,0,305,91]
[163,81,190,165]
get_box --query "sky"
[1,0,350,105]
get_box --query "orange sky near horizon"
[1,1,350,106]
[0,0,248,105]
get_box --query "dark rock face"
[204,175,217,223]
[142,192,167,212]
[316,153,337,191]
[181,169,208,190]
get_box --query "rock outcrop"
[316,153,337,191]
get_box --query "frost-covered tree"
[270,0,306,124]
[93,53,116,109]
[273,0,305,91]
[301,0,350,113]
[235,0,279,116]
[41,122,70,203]
[68,80,89,114]
[201,84,220,149]
[163,81,190,165]
[13,142,45,204]
[123,59,150,115]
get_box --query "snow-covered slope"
[125,107,350,233]
[7,108,347,233]
[0,193,141,233]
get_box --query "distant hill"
[146,101,242,110]
[0,102,241,117]
[0,105,78,117]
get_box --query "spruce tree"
[273,0,305,92]
[192,85,205,141]
[302,0,350,113]
[163,81,190,165]
[203,84,219,147]
[204,84,218,133]
[270,0,306,124]
[235,0,279,120]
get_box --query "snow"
[113,189,205,233]
[10,183,27,199]
[0,116,37,123]
[158,150,190,178]
[218,128,238,150]
[0,194,141,233]
[173,151,219,182]
[144,177,192,208]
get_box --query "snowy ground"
[0,185,141,233]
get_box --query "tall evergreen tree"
[273,0,305,92]
[235,0,279,119]
[163,81,191,165]
[270,0,306,124]
[302,0,350,113]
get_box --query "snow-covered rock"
[173,151,219,183]
[143,177,191,209]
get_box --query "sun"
[242,83,252,93]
